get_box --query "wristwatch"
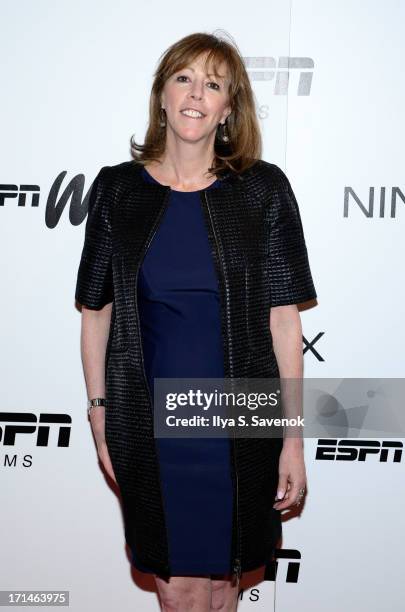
[87,397,106,416]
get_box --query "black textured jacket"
[74,158,317,579]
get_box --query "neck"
[155,129,217,188]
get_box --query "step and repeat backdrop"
[1,1,404,610]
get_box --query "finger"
[105,462,117,484]
[98,450,116,484]
[274,485,305,509]
[104,457,117,484]
[273,481,305,509]
[273,490,298,509]
[108,468,117,484]
[274,473,289,501]
[273,498,296,510]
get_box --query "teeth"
[181,109,204,118]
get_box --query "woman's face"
[160,53,232,144]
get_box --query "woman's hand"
[89,407,118,485]
[97,439,118,485]
[273,440,307,510]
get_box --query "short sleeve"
[74,166,113,310]
[268,169,317,307]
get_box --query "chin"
[176,130,207,143]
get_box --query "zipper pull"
[232,557,241,585]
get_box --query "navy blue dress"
[130,166,233,576]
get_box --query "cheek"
[162,84,180,108]
[207,94,228,116]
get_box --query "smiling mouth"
[180,109,206,119]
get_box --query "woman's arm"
[265,166,317,509]
[270,304,307,509]
[80,303,111,413]
[270,303,304,447]
[270,304,303,382]
[80,303,117,483]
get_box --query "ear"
[220,106,232,124]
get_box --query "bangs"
[160,44,238,92]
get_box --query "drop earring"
[159,108,167,128]
[219,120,230,142]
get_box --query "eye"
[175,75,220,90]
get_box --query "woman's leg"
[154,572,239,612]
[210,574,239,612]
[154,574,212,612]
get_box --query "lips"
[180,108,206,118]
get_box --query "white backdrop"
[1,0,404,610]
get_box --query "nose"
[189,79,204,101]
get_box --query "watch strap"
[87,397,106,415]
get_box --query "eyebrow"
[182,66,226,80]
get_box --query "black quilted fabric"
[74,159,317,578]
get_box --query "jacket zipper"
[201,189,242,585]
[133,186,172,575]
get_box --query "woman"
[75,32,317,612]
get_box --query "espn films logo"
[244,56,314,95]
[316,439,403,462]
[0,412,71,467]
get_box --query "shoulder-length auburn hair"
[130,32,262,178]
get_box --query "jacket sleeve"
[74,166,113,310]
[268,168,317,307]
